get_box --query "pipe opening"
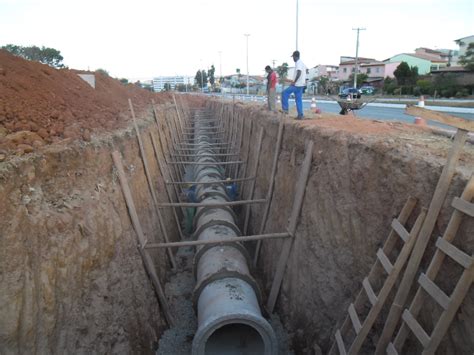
[205,323,264,355]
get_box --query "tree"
[236,68,241,77]
[276,63,289,85]
[119,78,129,84]
[2,44,64,68]
[348,73,369,86]
[195,69,208,88]
[163,83,172,91]
[394,61,418,86]
[208,65,216,86]
[458,42,474,71]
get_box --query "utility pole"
[296,0,299,50]
[218,51,222,78]
[272,59,276,69]
[244,33,250,95]
[352,27,366,88]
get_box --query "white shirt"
[294,59,306,87]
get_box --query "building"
[307,65,339,81]
[385,49,449,75]
[454,35,474,65]
[337,57,375,81]
[152,76,193,92]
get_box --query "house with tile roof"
[384,48,448,74]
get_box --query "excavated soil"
[0,50,171,157]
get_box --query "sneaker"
[296,115,304,120]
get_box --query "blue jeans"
[282,85,304,117]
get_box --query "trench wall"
[207,100,473,353]
[0,103,180,354]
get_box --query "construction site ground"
[0,50,472,354]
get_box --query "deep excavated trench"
[1,96,473,354]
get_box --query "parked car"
[360,86,375,95]
[339,87,361,99]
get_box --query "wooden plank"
[418,273,451,310]
[243,127,264,235]
[145,232,291,249]
[386,343,399,355]
[451,196,474,217]
[150,132,185,240]
[401,309,430,348]
[348,303,362,334]
[111,151,174,327]
[165,176,255,186]
[157,199,266,208]
[391,218,410,243]
[393,175,474,352]
[375,128,468,355]
[377,249,394,274]
[266,140,314,313]
[335,330,347,355]
[362,277,378,306]
[128,99,176,269]
[405,105,474,131]
[436,238,473,269]
[166,160,245,165]
[254,116,286,267]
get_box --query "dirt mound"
[0,50,171,158]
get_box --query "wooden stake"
[128,99,177,269]
[150,132,185,240]
[112,151,175,327]
[266,140,314,313]
[254,116,285,266]
[243,126,264,235]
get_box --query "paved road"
[224,95,474,130]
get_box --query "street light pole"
[296,0,299,50]
[244,33,250,95]
[352,27,366,89]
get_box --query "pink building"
[338,55,401,85]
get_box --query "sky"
[1,0,473,80]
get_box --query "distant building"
[385,49,448,75]
[152,76,193,92]
[454,35,474,65]
[307,65,339,81]
[337,57,375,81]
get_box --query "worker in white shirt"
[282,50,307,119]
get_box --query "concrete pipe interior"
[204,324,264,355]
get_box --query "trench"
[2,96,472,354]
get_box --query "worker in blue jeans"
[282,50,307,119]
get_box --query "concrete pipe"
[190,110,276,355]
[192,278,277,355]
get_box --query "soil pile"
[0,50,171,158]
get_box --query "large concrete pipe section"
[190,111,277,354]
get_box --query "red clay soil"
[0,50,171,158]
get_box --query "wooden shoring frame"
[150,131,185,240]
[144,232,291,249]
[254,116,285,266]
[112,150,175,327]
[243,126,264,235]
[128,99,177,269]
[266,140,314,313]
